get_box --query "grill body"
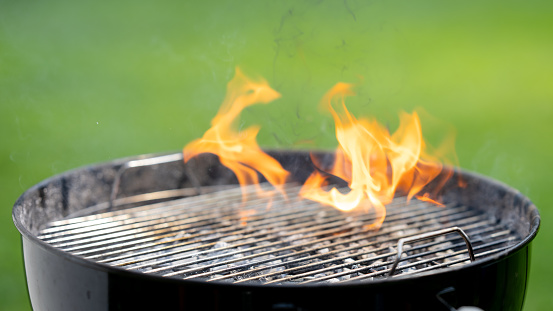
[22,238,531,311]
[13,151,539,311]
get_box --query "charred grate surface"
[38,184,520,284]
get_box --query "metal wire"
[38,183,521,284]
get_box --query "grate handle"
[109,153,185,209]
[388,226,475,276]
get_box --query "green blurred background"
[1,0,552,309]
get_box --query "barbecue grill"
[13,150,539,311]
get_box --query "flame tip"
[183,68,289,201]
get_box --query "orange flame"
[300,83,451,229]
[238,209,257,226]
[183,67,289,197]
[184,70,455,230]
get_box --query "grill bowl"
[13,150,540,311]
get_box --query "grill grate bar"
[79,203,330,258]
[299,230,512,284]
[40,184,300,237]
[160,211,483,278]
[399,245,512,275]
[46,200,324,248]
[202,223,501,282]
[38,184,522,284]
[47,184,393,251]
[71,198,437,260]
[147,207,474,274]
[127,201,454,272]
[339,238,515,283]
[69,200,368,256]
[50,194,331,252]
[208,225,508,283]
[230,220,504,284]
[93,200,456,265]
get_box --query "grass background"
[1,0,552,309]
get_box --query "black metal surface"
[13,151,540,311]
[20,234,532,311]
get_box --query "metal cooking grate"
[38,183,519,284]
